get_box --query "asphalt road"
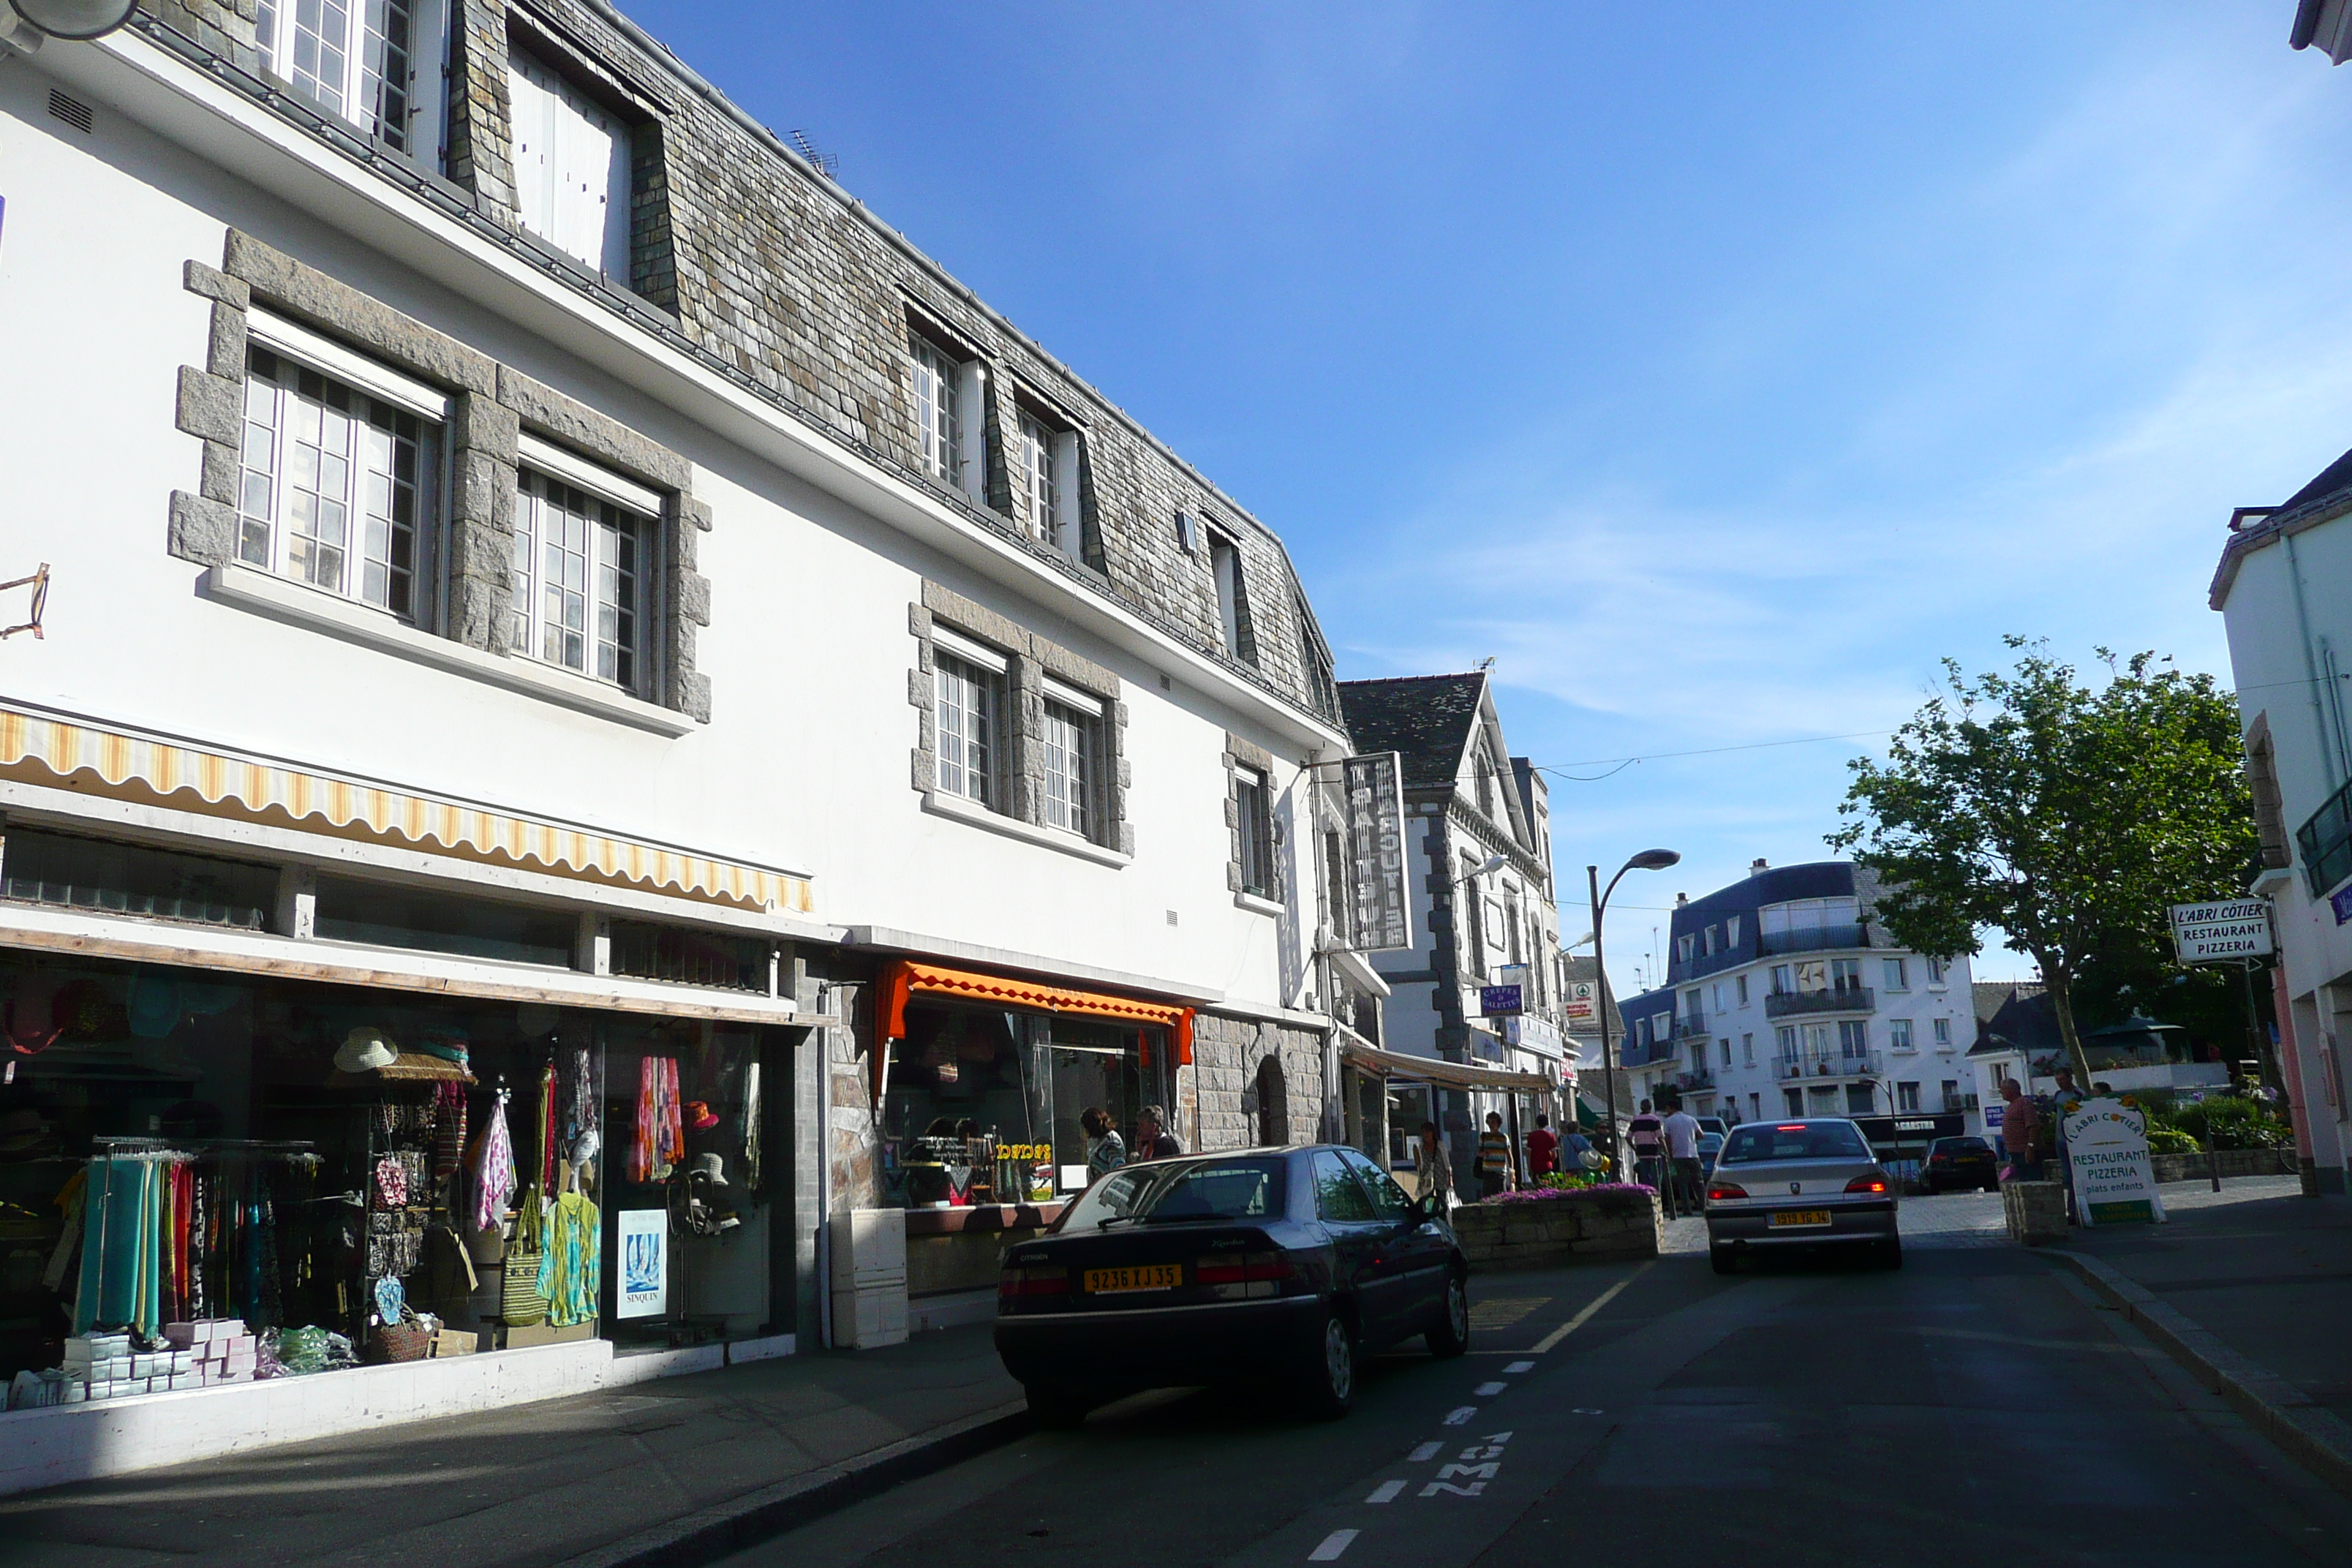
[723,1205,2352,1568]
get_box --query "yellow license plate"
[1771,1210,1832,1228]
[1085,1264,1182,1294]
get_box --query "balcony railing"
[1757,922,1870,957]
[1942,1092,1979,1113]
[1763,987,1874,1019]
[1674,1014,1710,1041]
[1675,1068,1714,1091]
[1772,1051,1884,1081]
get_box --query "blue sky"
[624,2,2352,992]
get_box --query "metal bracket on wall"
[0,563,48,639]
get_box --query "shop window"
[507,42,633,278]
[511,463,652,695]
[607,921,769,992]
[0,829,274,930]
[314,876,576,967]
[240,344,443,622]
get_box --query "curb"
[2046,1248,2352,1498]
[554,1399,1033,1568]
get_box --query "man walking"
[1997,1079,2043,1181]
[1662,1099,1703,1217]
[1477,1112,1514,1199]
[1625,1101,1667,1207]
[1526,1114,1559,1182]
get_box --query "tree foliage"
[1829,638,2260,1085]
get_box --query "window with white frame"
[1735,973,1749,1006]
[1703,924,1717,956]
[1727,915,1741,946]
[1741,1033,1754,1066]
[1041,679,1104,839]
[911,336,963,487]
[1837,1019,1869,1056]
[509,456,653,693]
[1926,956,1948,985]
[1676,934,1695,964]
[1017,411,1082,560]
[930,628,1006,807]
[1719,1038,1732,1068]
[1770,963,1793,995]
[1208,527,1252,662]
[1776,1025,1798,1058]
[1236,766,1273,897]
[256,0,444,159]
[1890,1017,1915,1050]
[507,45,633,279]
[1896,1081,1921,1112]
[1933,1016,1953,1046]
[238,342,442,620]
[1883,957,1909,992]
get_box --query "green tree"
[1829,638,2260,1088]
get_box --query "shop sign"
[619,1209,669,1319]
[1563,979,1600,1030]
[1504,1013,1563,1054]
[2334,885,2352,926]
[2063,1097,2166,1226]
[2169,898,2273,963]
[1342,751,1414,952]
[1479,984,1523,1017]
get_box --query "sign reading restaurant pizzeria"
[2062,1097,2166,1226]
[2168,898,2274,965]
[1341,751,1414,952]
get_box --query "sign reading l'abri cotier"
[2064,1098,2166,1226]
[1342,751,1414,952]
[2168,897,2274,964]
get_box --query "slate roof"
[2210,442,2352,608]
[1337,674,1487,789]
[1967,981,2061,1059]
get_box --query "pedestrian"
[1626,1101,1667,1207]
[1997,1080,2042,1181]
[1662,1099,1703,1215]
[1414,1120,1455,1211]
[1134,1104,1182,1160]
[1559,1123,1597,1180]
[1080,1107,1126,1183]
[2051,1067,2092,1107]
[1526,1114,1560,1182]
[1477,1112,1513,1199]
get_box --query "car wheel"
[1025,1383,1091,1430]
[1425,1275,1470,1359]
[1298,1311,1357,1420]
[1877,1237,1904,1270]
[1710,1245,1738,1275]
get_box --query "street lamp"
[3,0,136,45]
[1587,849,1679,1177]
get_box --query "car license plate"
[1770,1210,1832,1228]
[1085,1264,1182,1294]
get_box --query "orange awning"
[879,959,1194,1067]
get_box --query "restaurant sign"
[1563,979,1600,1030]
[2064,1097,2166,1226]
[2169,898,2273,964]
[1342,751,1414,952]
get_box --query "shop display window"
[877,1002,1173,1208]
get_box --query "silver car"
[1703,1117,1899,1274]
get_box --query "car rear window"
[1056,1158,1288,1232]
[1943,1137,1991,1153]
[1720,1123,1870,1164]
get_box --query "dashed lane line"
[1407,1441,1441,1462]
[1504,1360,1534,1373]
[1442,1406,1478,1426]
[1527,1262,1654,1354]
[1309,1528,1359,1560]
[1365,1480,1406,1504]
[1474,1382,1507,1396]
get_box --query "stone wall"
[2149,1147,2288,1184]
[1191,1013,1326,1150]
[128,0,1341,732]
[1450,1190,1662,1271]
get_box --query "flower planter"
[1450,1185,1662,1272]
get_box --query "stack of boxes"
[61,1332,197,1400]
[163,1319,259,1384]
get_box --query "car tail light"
[1926,1155,1950,1166]
[1196,1251,1293,1284]
[1706,1181,1748,1201]
[1844,1175,1888,1194]
[999,1265,1068,1300]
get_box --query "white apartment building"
[1614,860,1979,1151]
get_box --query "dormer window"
[507,45,633,279]
[257,0,447,163]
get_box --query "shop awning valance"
[879,960,1194,1066]
[1342,1039,1557,1093]
[0,702,813,915]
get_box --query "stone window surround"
[1224,731,1281,911]
[170,228,714,724]
[908,579,1133,860]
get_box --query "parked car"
[1702,1118,1901,1274]
[995,1145,1469,1426]
[1697,1130,1725,1169]
[1918,1134,2000,1194]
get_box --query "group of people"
[1412,1111,1599,1208]
[1622,1099,1705,1217]
[1078,1104,1181,1181]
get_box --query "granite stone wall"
[1192,1013,1325,1150]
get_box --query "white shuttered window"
[507,46,632,279]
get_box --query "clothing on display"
[535,1190,599,1327]
[628,1057,682,1184]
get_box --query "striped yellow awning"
[0,703,813,915]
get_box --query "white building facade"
[1614,861,1980,1149]
[0,1,1352,1485]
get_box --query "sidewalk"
[0,1324,1025,1568]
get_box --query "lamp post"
[1588,849,1680,1178]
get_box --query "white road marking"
[1529,1262,1654,1354]
[1474,1381,1507,1396]
[1365,1480,1406,1504]
[1572,1407,1604,1414]
[1310,1528,1360,1559]
[1442,1406,1477,1425]
[1504,1360,1534,1373]
[1407,1441,1442,1462]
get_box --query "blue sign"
[2332,883,2352,926]
[1478,984,1523,1017]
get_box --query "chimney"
[1749,858,1769,877]
[1674,893,1688,908]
